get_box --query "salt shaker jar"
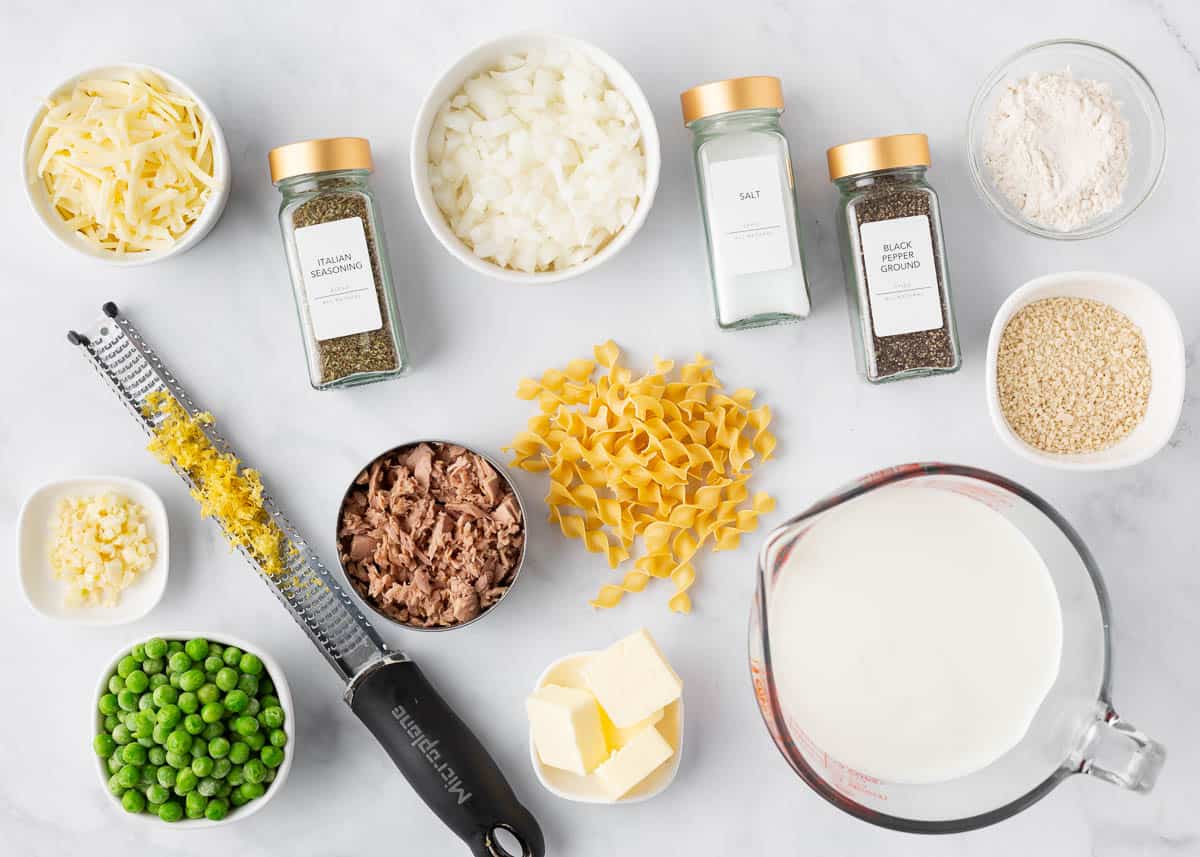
[827,134,961,383]
[681,77,811,330]
[269,137,409,390]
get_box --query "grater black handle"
[347,657,545,857]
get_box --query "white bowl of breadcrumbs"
[986,271,1185,470]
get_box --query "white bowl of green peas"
[93,632,294,826]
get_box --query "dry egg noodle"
[507,341,776,612]
[144,392,287,577]
[996,297,1151,454]
[29,69,215,254]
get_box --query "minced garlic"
[144,391,287,577]
[50,493,156,607]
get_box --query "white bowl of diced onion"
[21,63,230,266]
[411,33,661,284]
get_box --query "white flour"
[982,70,1130,231]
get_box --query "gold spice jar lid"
[826,133,931,181]
[268,137,374,183]
[680,76,784,125]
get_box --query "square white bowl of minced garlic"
[526,629,684,803]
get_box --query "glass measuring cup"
[749,463,1165,833]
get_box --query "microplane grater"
[68,302,387,681]
[68,303,545,857]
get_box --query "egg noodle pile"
[506,341,776,613]
[144,391,286,578]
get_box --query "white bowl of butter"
[527,630,683,804]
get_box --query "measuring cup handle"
[1078,707,1166,793]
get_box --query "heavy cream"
[768,484,1063,784]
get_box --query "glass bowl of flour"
[967,39,1165,240]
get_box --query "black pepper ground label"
[291,192,399,384]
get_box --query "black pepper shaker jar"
[269,138,409,390]
[827,134,961,383]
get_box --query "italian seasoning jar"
[681,77,811,330]
[269,137,409,390]
[827,134,961,383]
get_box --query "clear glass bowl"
[967,39,1166,240]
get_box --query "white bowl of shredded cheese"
[17,476,169,624]
[22,63,230,265]
[411,33,661,283]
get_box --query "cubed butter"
[594,724,674,799]
[526,684,608,775]
[600,706,664,749]
[583,628,682,728]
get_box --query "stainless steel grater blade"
[68,302,389,682]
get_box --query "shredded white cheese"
[49,493,157,607]
[28,69,215,255]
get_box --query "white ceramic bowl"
[21,63,231,266]
[18,476,168,625]
[985,271,1185,470]
[528,651,683,804]
[410,32,661,284]
[94,631,295,827]
[967,39,1166,240]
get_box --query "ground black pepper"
[851,174,956,379]
[291,190,400,384]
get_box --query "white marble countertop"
[2,0,1198,854]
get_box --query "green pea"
[126,670,149,694]
[179,669,205,692]
[204,735,229,759]
[205,797,229,821]
[185,790,208,818]
[112,724,132,745]
[108,675,125,694]
[149,673,169,689]
[169,652,193,674]
[261,745,286,769]
[117,690,137,712]
[135,711,156,737]
[192,756,214,777]
[185,638,209,661]
[197,683,220,705]
[200,702,225,724]
[165,750,190,770]
[191,739,209,758]
[242,759,266,784]
[144,638,168,659]
[104,714,120,731]
[230,788,249,807]
[216,781,232,798]
[178,692,199,714]
[98,693,119,715]
[263,767,276,783]
[166,640,184,655]
[183,714,205,735]
[237,673,260,696]
[151,723,169,745]
[138,765,156,788]
[202,722,225,740]
[197,776,219,797]
[123,712,138,730]
[244,731,266,752]
[158,800,184,822]
[233,716,260,736]
[241,781,266,800]
[260,694,280,710]
[107,753,122,775]
[156,703,181,727]
[169,672,182,689]
[137,737,156,748]
[121,743,147,765]
[148,746,166,766]
[131,643,147,660]
[174,768,198,795]
[212,757,232,779]
[107,774,125,797]
[116,764,140,789]
[228,742,250,764]
[244,698,261,717]
[222,646,243,666]
[144,782,170,805]
[260,706,284,729]
[224,690,249,714]
[142,656,165,676]
[238,653,263,676]
[157,766,178,788]
[137,693,155,711]
[166,730,192,754]
[227,765,245,786]
[269,728,287,748]
[93,733,116,757]
[214,667,239,692]
[117,656,138,678]
[152,685,177,707]
[121,789,146,813]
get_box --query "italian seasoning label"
[858,214,942,337]
[707,155,793,277]
[294,216,383,341]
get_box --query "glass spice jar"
[269,137,409,390]
[827,134,961,383]
[681,77,811,330]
